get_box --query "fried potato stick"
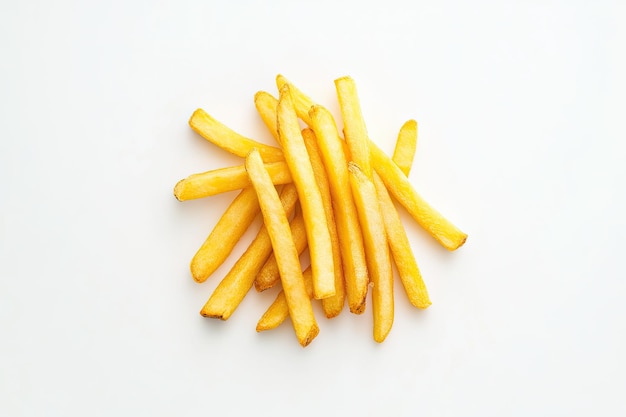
[174,162,291,201]
[254,91,279,141]
[200,184,299,319]
[348,163,394,343]
[257,266,313,332]
[392,120,418,177]
[189,108,284,162]
[277,85,335,299]
[245,149,318,347]
[190,186,260,283]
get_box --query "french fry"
[301,128,345,318]
[255,212,308,292]
[254,91,279,141]
[257,266,313,332]
[348,163,394,343]
[374,173,431,309]
[200,184,299,319]
[190,186,260,283]
[370,142,467,251]
[308,105,368,314]
[392,120,418,177]
[245,149,319,347]
[276,75,314,126]
[174,162,291,201]
[277,85,335,299]
[189,108,284,162]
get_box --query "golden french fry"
[189,108,284,162]
[373,173,431,309]
[308,105,368,314]
[190,186,259,283]
[335,76,372,178]
[392,120,418,177]
[277,85,335,299]
[245,149,318,347]
[254,91,279,141]
[348,163,394,342]
[370,142,467,251]
[301,128,345,318]
[200,184,299,320]
[255,212,308,292]
[276,75,314,126]
[256,266,313,332]
[174,161,291,201]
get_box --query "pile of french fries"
[174,75,467,347]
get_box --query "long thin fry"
[276,75,314,126]
[174,162,291,201]
[190,186,260,283]
[257,266,313,332]
[392,120,418,177]
[254,91,279,141]
[189,108,284,162]
[277,85,335,299]
[348,163,394,343]
[245,149,318,347]
[199,184,299,319]
[370,142,467,251]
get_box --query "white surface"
[1,1,625,415]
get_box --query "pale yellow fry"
[189,108,284,162]
[245,149,318,347]
[190,186,259,283]
[392,120,418,177]
[374,173,431,309]
[275,75,314,126]
[348,163,394,343]
[173,162,291,201]
[308,105,368,314]
[254,91,279,141]
[302,128,345,318]
[370,142,468,251]
[256,266,313,332]
[335,76,372,178]
[199,184,299,320]
[255,213,308,292]
[277,85,335,299]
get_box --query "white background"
[1,1,625,416]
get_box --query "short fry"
[189,108,284,162]
[200,184,299,319]
[174,161,291,201]
[245,149,318,347]
[190,186,260,283]
[277,85,335,299]
[392,120,418,177]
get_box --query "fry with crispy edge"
[200,184,299,319]
[348,163,394,342]
[255,213,307,292]
[392,120,418,177]
[173,162,291,201]
[245,149,318,347]
[277,85,335,299]
[189,108,284,162]
[190,186,259,282]
[257,266,313,331]
[254,91,280,141]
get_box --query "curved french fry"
[392,120,418,177]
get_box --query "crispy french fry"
[257,266,313,332]
[348,163,394,343]
[392,120,418,177]
[255,212,308,292]
[370,142,467,251]
[173,162,291,201]
[276,75,314,126]
[190,186,260,283]
[189,108,284,162]
[254,91,279,141]
[308,105,368,314]
[374,173,431,309]
[335,76,372,178]
[302,128,345,318]
[245,149,318,347]
[277,85,335,299]
[200,184,299,320]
